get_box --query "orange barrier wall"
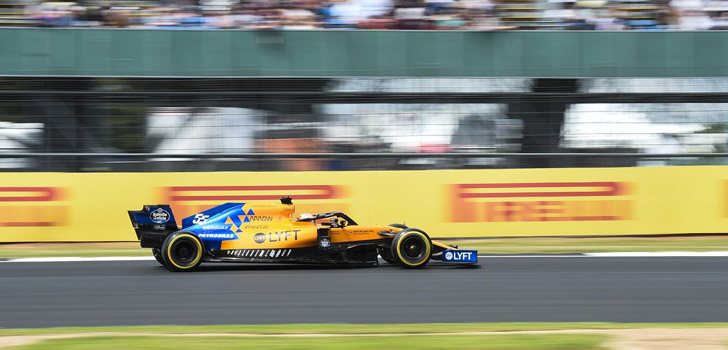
[1,166,726,242]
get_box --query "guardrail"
[4,91,728,103]
[2,29,728,78]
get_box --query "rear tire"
[161,232,203,272]
[391,228,432,268]
[151,248,165,266]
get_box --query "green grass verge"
[14,334,609,350]
[2,235,728,258]
[2,323,728,337]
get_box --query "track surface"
[1,257,728,328]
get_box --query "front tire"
[161,232,203,272]
[391,228,432,268]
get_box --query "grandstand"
[1,0,728,29]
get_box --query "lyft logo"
[443,250,478,263]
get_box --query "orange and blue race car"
[128,197,478,271]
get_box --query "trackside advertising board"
[1,166,728,242]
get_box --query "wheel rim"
[171,239,197,266]
[400,236,426,262]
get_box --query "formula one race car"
[128,198,477,271]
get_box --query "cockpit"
[296,211,358,228]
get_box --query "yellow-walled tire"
[391,228,432,269]
[161,232,203,272]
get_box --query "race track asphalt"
[1,257,728,328]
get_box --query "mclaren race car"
[128,197,478,271]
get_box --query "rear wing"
[128,204,179,248]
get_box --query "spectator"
[4,0,727,30]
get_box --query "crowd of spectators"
[1,0,728,30]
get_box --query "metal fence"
[2,77,728,171]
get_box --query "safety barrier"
[2,29,726,78]
[1,166,726,242]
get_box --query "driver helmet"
[298,213,315,220]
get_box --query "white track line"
[478,255,587,258]
[588,251,728,257]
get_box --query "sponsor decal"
[240,204,256,223]
[442,249,477,263]
[239,204,275,222]
[150,208,170,224]
[319,238,331,248]
[198,233,237,240]
[253,230,301,244]
[723,180,728,218]
[451,182,631,222]
[192,213,210,225]
[202,224,229,231]
[0,187,66,227]
[218,205,278,235]
[253,233,266,243]
[225,249,293,258]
